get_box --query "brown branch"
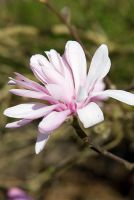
[38,1,134,170]
[39,0,91,60]
[39,0,118,90]
[39,0,134,91]
[125,85,134,92]
[73,118,134,171]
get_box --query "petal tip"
[35,145,42,154]
[99,44,108,53]
[5,124,10,128]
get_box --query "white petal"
[64,41,87,93]
[38,110,70,134]
[86,44,111,91]
[4,103,57,119]
[31,54,64,84]
[5,119,32,128]
[93,79,106,92]
[92,90,134,106]
[77,86,88,102]
[35,133,50,154]
[30,54,50,84]
[77,102,104,128]
[46,84,73,103]
[45,49,64,74]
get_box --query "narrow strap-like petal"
[30,54,51,84]
[76,86,88,102]
[5,119,32,128]
[45,49,64,74]
[92,90,134,106]
[64,41,87,94]
[10,73,48,93]
[10,89,57,103]
[46,83,73,103]
[35,133,50,154]
[4,103,58,119]
[77,102,104,128]
[38,110,71,134]
[86,44,111,92]
[30,54,64,84]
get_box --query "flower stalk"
[73,117,134,171]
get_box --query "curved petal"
[90,79,108,101]
[10,89,57,103]
[86,44,111,92]
[46,84,73,103]
[30,54,64,84]
[76,86,88,102]
[5,119,32,128]
[4,103,58,119]
[93,79,106,92]
[77,102,104,128]
[30,54,50,84]
[64,41,87,94]
[11,73,48,93]
[35,133,50,154]
[38,110,71,134]
[45,49,64,74]
[92,90,134,106]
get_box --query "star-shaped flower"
[4,41,134,154]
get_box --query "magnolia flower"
[7,187,33,200]
[4,41,134,154]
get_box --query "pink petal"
[30,54,50,84]
[92,90,134,106]
[35,133,50,154]
[30,54,64,84]
[10,89,57,102]
[11,73,48,93]
[86,44,111,92]
[77,102,104,128]
[46,84,73,103]
[64,41,87,94]
[5,119,32,128]
[4,103,58,119]
[45,49,64,74]
[7,187,33,200]
[38,110,71,134]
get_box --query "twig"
[125,85,134,91]
[89,143,134,170]
[39,0,134,170]
[39,0,91,60]
[73,118,134,171]
[39,0,134,91]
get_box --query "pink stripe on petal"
[12,74,48,93]
[9,89,56,102]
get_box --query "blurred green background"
[0,0,134,199]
